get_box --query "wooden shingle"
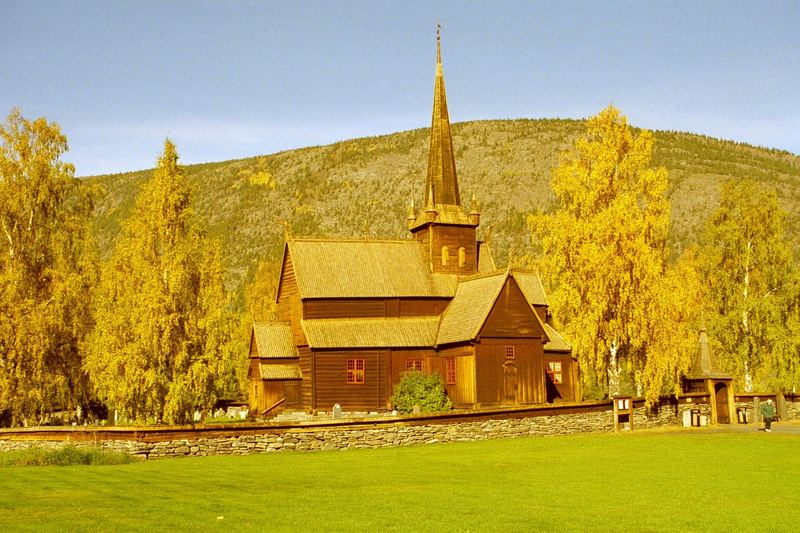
[543,323,572,353]
[287,238,457,299]
[252,322,298,358]
[259,364,302,380]
[302,317,440,348]
[436,272,507,345]
[512,271,548,306]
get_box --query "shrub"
[391,371,452,414]
[0,446,137,467]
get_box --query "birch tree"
[530,106,698,404]
[0,109,98,425]
[85,140,237,424]
[699,179,793,391]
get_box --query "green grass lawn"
[0,429,797,532]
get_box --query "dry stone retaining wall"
[0,405,678,459]
[3,396,797,459]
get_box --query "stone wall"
[2,397,795,459]
[0,404,678,459]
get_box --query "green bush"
[0,446,137,467]
[391,371,452,414]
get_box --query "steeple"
[424,22,461,209]
[409,24,479,275]
[410,23,474,232]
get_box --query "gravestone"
[777,393,788,421]
[753,397,762,425]
[332,403,342,419]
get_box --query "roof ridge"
[456,269,505,282]
[288,236,418,244]
[302,316,440,324]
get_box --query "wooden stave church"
[248,32,578,415]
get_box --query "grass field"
[0,429,798,532]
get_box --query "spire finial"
[436,20,442,65]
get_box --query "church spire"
[423,22,460,209]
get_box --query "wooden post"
[613,397,633,432]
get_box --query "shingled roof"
[543,323,571,353]
[302,317,440,348]
[286,238,457,299]
[259,364,302,380]
[436,270,555,346]
[513,271,548,307]
[251,322,298,358]
[436,272,506,345]
[685,326,732,380]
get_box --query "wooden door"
[714,382,730,423]
[503,361,518,404]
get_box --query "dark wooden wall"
[277,253,306,347]
[413,224,478,275]
[475,339,545,405]
[543,353,575,402]
[298,346,313,410]
[303,298,448,319]
[430,225,478,274]
[435,345,476,406]
[312,350,390,411]
[481,278,546,339]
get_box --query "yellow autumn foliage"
[530,106,700,405]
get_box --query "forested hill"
[88,118,800,300]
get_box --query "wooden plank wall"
[543,353,575,402]
[435,346,476,406]
[298,346,313,410]
[277,253,306,347]
[481,278,546,338]
[476,339,545,405]
[428,225,478,274]
[312,350,390,411]
[303,298,448,319]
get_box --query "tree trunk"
[608,341,621,397]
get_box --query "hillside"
[88,118,800,302]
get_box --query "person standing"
[761,399,776,432]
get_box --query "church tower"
[408,25,480,274]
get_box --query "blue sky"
[2,1,798,176]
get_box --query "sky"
[2,1,798,177]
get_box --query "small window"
[441,246,450,267]
[445,358,456,385]
[405,360,423,372]
[505,346,516,359]
[347,359,365,384]
[547,361,563,384]
[458,247,466,267]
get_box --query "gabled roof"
[436,272,506,345]
[436,269,557,347]
[286,238,457,299]
[685,326,732,380]
[543,324,571,353]
[259,364,302,380]
[251,322,298,358]
[512,270,548,306]
[302,317,440,348]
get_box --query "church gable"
[480,277,548,340]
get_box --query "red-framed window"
[347,359,365,384]
[505,346,516,359]
[445,358,456,385]
[405,359,423,372]
[547,361,563,384]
